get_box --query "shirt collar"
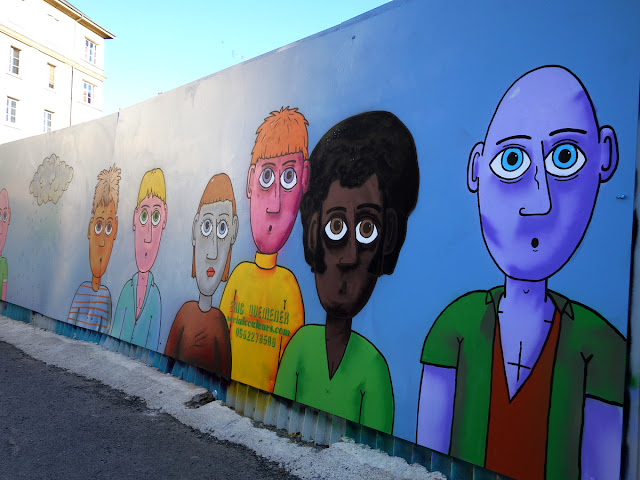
[485,285,574,320]
[255,252,278,270]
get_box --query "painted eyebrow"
[326,206,346,215]
[261,162,276,168]
[282,160,297,166]
[549,128,587,136]
[496,135,532,146]
[357,203,382,212]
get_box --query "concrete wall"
[0,1,638,478]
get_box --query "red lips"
[207,268,215,277]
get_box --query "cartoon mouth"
[339,281,348,294]
[207,268,215,277]
[268,225,272,232]
[531,238,539,248]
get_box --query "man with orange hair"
[220,107,310,392]
[68,164,120,333]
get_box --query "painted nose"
[266,184,281,214]
[208,235,218,260]
[338,234,358,266]
[98,234,106,247]
[143,222,152,243]
[519,165,552,216]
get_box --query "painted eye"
[545,143,586,177]
[139,208,149,225]
[105,221,113,236]
[259,168,275,188]
[324,217,347,241]
[151,209,161,226]
[2,212,6,222]
[201,218,213,237]
[94,220,103,235]
[217,219,228,239]
[280,167,297,190]
[490,147,531,180]
[356,219,378,245]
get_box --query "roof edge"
[43,0,115,39]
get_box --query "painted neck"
[325,314,352,379]
[91,275,101,292]
[502,276,548,310]
[198,292,212,312]
[137,271,149,288]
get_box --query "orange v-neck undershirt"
[485,310,561,480]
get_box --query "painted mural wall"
[1,1,639,479]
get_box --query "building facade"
[0,0,113,144]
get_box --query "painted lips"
[207,268,215,277]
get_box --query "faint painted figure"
[219,107,310,391]
[165,174,237,377]
[417,66,625,480]
[68,165,120,333]
[110,169,167,350]
[274,111,420,434]
[0,189,11,305]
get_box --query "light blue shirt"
[110,271,161,351]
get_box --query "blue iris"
[502,148,523,172]
[552,144,577,170]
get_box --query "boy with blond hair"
[110,168,167,350]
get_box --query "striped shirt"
[68,281,112,333]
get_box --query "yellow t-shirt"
[219,252,304,392]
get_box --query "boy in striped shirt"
[68,164,120,333]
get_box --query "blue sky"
[69,0,389,115]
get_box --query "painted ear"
[230,214,239,245]
[468,142,483,193]
[308,212,319,253]
[112,216,118,240]
[301,159,311,194]
[192,213,199,247]
[383,208,398,256]
[598,126,618,183]
[246,164,256,199]
[88,217,94,239]
[132,209,137,231]
[162,204,168,229]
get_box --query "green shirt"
[421,287,626,479]
[274,325,394,434]
[0,256,7,288]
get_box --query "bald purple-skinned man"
[417,66,625,480]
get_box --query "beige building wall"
[0,0,113,144]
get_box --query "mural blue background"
[0,0,638,444]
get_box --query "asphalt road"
[0,340,298,480]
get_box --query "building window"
[48,64,55,89]
[43,110,53,132]
[83,81,94,104]
[9,47,20,75]
[6,97,17,123]
[85,39,97,64]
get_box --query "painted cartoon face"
[0,190,10,256]
[247,152,309,254]
[471,67,617,281]
[314,175,384,319]
[133,195,167,274]
[88,201,118,280]
[192,201,237,297]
